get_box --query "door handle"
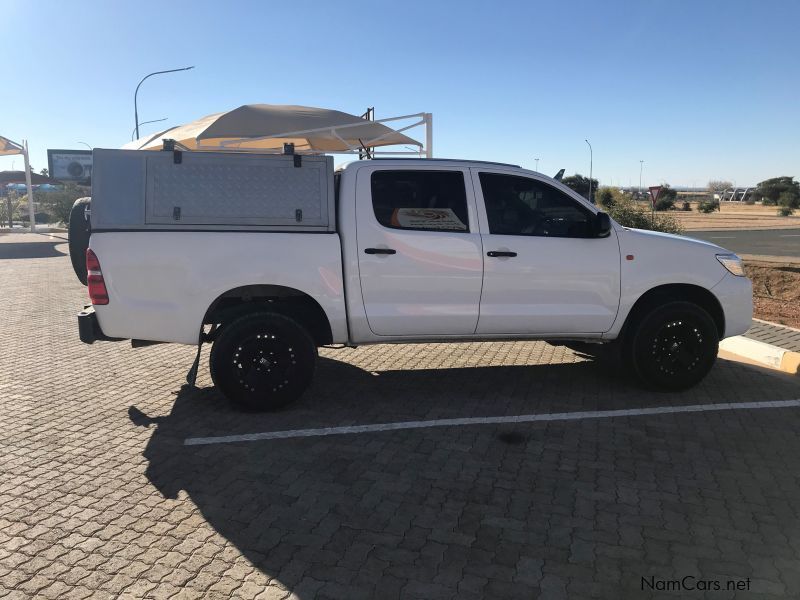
[487,251,517,257]
[364,248,396,255]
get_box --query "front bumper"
[711,272,753,338]
[78,305,122,344]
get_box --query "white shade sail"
[124,104,423,153]
[0,135,23,156]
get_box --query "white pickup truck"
[74,149,752,410]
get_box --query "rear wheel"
[68,197,91,285]
[209,312,316,411]
[627,301,719,391]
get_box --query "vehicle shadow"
[135,354,800,598]
[0,240,68,259]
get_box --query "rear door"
[355,166,483,336]
[472,169,621,334]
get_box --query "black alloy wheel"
[629,301,719,391]
[210,312,316,410]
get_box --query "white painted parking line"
[709,236,735,239]
[779,234,800,237]
[184,399,800,446]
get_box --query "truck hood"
[621,227,728,254]
[613,225,735,293]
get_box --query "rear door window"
[370,170,470,233]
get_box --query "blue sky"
[2,0,798,187]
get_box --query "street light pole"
[131,118,169,141]
[639,160,644,197]
[585,139,593,202]
[535,157,540,172]
[134,66,194,139]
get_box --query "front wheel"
[627,301,719,391]
[209,312,316,411]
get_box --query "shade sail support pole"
[23,140,35,232]
[425,113,433,158]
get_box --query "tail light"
[86,249,109,305]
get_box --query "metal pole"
[131,118,169,141]
[585,140,593,202]
[535,158,539,172]
[134,66,194,139]
[23,140,35,232]
[639,160,644,197]
[424,113,433,158]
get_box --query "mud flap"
[185,340,203,387]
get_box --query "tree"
[779,190,800,210]
[561,174,599,202]
[754,176,800,207]
[605,196,683,235]
[707,180,733,199]
[596,187,616,208]
[654,184,677,211]
[24,183,86,225]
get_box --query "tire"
[627,301,719,391]
[209,312,316,411]
[68,197,91,285]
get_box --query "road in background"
[687,228,800,257]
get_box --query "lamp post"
[639,160,644,197]
[584,139,593,203]
[134,66,194,139]
[535,157,540,172]
[131,118,168,141]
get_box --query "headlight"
[716,253,745,277]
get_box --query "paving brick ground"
[2,232,800,599]
[745,320,800,353]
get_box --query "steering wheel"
[519,209,546,234]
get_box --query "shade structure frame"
[126,105,432,158]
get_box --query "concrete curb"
[0,227,66,234]
[720,336,800,375]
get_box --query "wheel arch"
[203,284,333,346]
[620,283,725,341]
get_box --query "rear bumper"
[78,305,122,344]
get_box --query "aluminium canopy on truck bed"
[91,148,335,232]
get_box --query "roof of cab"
[338,157,522,171]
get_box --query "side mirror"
[595,212,611,238]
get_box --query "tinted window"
[479,173,594,238]
[371,170,469,233]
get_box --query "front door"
[356,167,484,336]
[473,170,621,334]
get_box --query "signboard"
[47,149,92,184]
[648,186,663,208]
[390,208,467,231]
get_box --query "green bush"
[654,197,675,211]
[682,201,691,211]
[606,197,684,235]
[697,200,719,213]
[596,187,615,208]
[25,183,89,225]
[777,206,794,217]
[20,211,52,223]
[779,190,800,210]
